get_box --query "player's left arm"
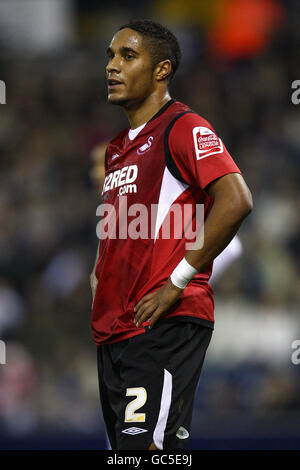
[134,172,253,328]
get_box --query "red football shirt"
[91,99,241,345]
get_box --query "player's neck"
[125,91,171,129]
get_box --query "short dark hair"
[118,19,181,83]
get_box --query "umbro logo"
[121,427,148,435]
[176,426,189,439]
[111,153,120,160]
[137,136,153,155]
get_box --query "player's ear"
[155,59,172,82]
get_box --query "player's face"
[106,28,155,107]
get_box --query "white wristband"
[170,258,198,289]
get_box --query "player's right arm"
[90,241,100,305]
[89,141,107,306]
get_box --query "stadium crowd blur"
[0,0,300,447]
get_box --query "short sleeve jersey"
[91,99,241,345]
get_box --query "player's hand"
[134,278,184,329]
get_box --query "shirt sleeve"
[167,112,241,189]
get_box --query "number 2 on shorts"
[125,387,147,422]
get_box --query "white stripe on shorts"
[153,368,173,450]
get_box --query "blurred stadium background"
[0,0,299,450]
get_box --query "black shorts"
[97,319,212,450]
